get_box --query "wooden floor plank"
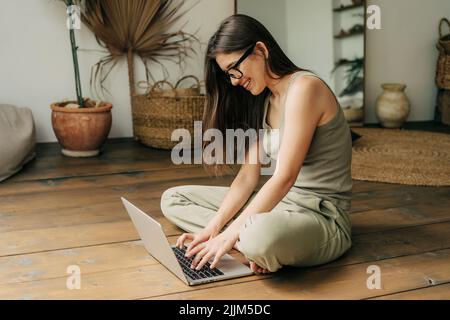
[370,283,450,300]
[1,164,449,257]
[146,248,450,300]
[8,139,235,183]
[0,220,137,257]
[2,220,450,298]
[3,194,449,243]
[0,262,261,300]
[350,200,450,234]
[5,166,447,206]
[2,190,450,257]
[2,246,449,300]
[322,221,450,268]
[0,171,232,215]
[0,166,219,197]
[350,187,450,213]
[2,168,448,237]
[0,236,245,286]
[8,140,174,182]
[0,241,154,285]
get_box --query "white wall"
[365,0,450,123]
[238,0,288,51]
[239,0,335,90]
[0,0,234,142]
[285,0,335,91]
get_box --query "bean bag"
[0,104,36,182]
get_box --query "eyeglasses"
[224,43,256,83]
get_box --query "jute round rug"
[351,127,450,186]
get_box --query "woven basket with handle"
[436,18,450,90]
[131,75,205,149]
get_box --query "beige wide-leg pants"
[160,184,352,272]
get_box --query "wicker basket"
[131,75,205,149]
[438,18,450,52]
[436,89,450,125]
[436,18,450,90]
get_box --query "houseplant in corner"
[50,0,112,157]
[331,57,365,123]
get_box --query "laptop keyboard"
[172,246,224,280]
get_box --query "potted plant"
[331,57,365,123]
[50,0,112,157]
[331,57,364,97]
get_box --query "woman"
[160,14,353,274]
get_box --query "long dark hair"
[202,14,310,176]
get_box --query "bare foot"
[249,261,271,274]
[234,242,271,274]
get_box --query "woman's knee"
[237,213,286,271]
[160,185,186,219]
[237,211,330,271]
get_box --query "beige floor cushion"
[0,104,36,182]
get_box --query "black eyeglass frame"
[224,43,257,83]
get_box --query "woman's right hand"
[176,222,221,256]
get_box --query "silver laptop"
[121,197,253,286]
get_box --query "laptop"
[121,197,253,286]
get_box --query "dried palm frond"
[72,0,199,99]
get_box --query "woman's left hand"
[186,228,239,270]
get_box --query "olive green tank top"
[262,70,353,211]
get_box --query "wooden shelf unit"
[333,3,364,12]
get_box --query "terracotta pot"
[50,102,112,157]
[375,83,410,128]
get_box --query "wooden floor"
[1,123,450,300]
